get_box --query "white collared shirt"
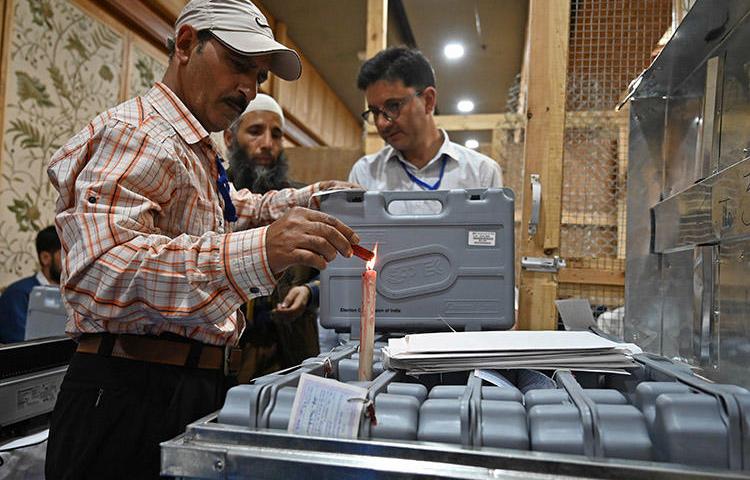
[35,271,50,286]
[348,131,502,214]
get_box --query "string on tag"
[346,397,377,427]
[365,402,377,426]
[322,357,333,378]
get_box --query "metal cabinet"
[625,0,750,387]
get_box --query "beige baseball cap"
[174,0,302,81]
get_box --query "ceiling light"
[465,139,479,149]
[457,100,474,113]
[444,43,465,60]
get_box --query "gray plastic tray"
[216,348,750,471]
[319,189,515,332]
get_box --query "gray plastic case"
[25,285,67,340]
[218,351,750,471]
[319,189,515,332]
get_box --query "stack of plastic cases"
[219,188,750,472]
[219,348,750,472]
[318,189,516,333]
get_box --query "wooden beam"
[565,110,628,128]
[566,257,625,271]
[366,0,388,59]
[517,0,571,331]
[367,113,524,134]
[435,111,625,133]
[94,0,172,52]
[616,104,630,259]
[149,0,187,23]
[435,113,524,131]
[558,268,625,287]
[561,211,617,227]
[364,0,387,154]
[517,10,531,116]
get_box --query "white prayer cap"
[242,93,285,128]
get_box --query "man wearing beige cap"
[45,1,360,478]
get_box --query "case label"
[468,231,496,246]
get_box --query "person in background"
[349,46,503,213]
[44,1,360,478]
[224,93,320,381]
[0,226,61,344]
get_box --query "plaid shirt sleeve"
[48,120,287,342]
[230,182,320,229]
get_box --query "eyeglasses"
[361,91,422,125]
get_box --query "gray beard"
[227,140,290,194]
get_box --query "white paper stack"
[382,331,642,375]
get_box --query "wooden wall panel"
[322,89,337,143]
[307,73,324,138]
[285,147,362,184]
[292,56,310,121]
[270,18,360,149]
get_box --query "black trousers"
[45,351,234,479]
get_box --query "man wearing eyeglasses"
[45,1,360,478]
[349,47,503,213]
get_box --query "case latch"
[521,255,566,273]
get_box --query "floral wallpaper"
[127,43,167,98]
[0,0,124,285]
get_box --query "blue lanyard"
[215,155,238,222]
[399,155,447,191]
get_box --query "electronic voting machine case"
[318,188,515,333]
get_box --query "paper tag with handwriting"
[288,373,367,439]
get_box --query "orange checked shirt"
[48,83,320,346]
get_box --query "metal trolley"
[161,343,750,479]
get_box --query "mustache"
[254,152,274,161]
[223,96,248,112]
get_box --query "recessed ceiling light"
[465,139,479,149]
[444,43,465,60]
[457,100,474,113]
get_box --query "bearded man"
[224,94,321,381]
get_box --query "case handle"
[529,174,541,237]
